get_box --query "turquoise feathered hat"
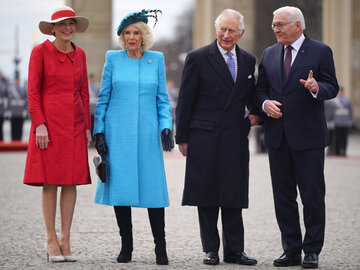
[117,9,162,36]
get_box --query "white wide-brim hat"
[39,6,89,35]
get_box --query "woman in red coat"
[23,6,91,263]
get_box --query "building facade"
[66,0,112,83]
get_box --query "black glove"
[94,133,107,155]
[161,128,174,152]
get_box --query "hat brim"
[39,16,89,35]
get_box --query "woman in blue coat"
[93,10,174,265]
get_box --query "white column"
[323,0,352,94]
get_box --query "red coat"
[24,40,91,186]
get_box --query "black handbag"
[93,154,107,183]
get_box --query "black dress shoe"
[273,252,301,267]
[302,253,318,269]
[203,251,219,265]
[224,251,257,265]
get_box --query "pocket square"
[248,75,252,79]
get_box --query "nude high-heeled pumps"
[59,240,77,262]
[45,243,65,262]
[63,255,77,262]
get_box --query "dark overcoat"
[175,40,258,209]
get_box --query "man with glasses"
[176,8,259,266]
[256,6,338,269]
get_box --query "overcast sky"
[0,0,194,82]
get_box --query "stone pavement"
[0,131,359,270]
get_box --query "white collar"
[286,34,305,51]
[217,42,236,57]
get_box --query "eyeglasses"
[271,22,295,30]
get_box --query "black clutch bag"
[93,154,107,183]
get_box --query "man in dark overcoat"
[256,6,338,269]
[175,9,259,266]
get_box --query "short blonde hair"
[118,21,154,52]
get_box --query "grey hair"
[118,21,154,51]
[273,6,306,30]
[214,9,245,34]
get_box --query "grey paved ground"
[0,127,359,270]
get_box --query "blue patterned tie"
[226,51,236,81]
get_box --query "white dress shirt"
[217,42,238,81]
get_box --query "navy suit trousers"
[268,136,326,254]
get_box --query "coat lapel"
[224,45,244,109]
[45,39,76,63]
[273,44,285,87]
[206,40,234,90]
[284,38,310,87]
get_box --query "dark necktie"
[284,45,293,77]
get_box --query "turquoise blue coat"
[93,50,172,207]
